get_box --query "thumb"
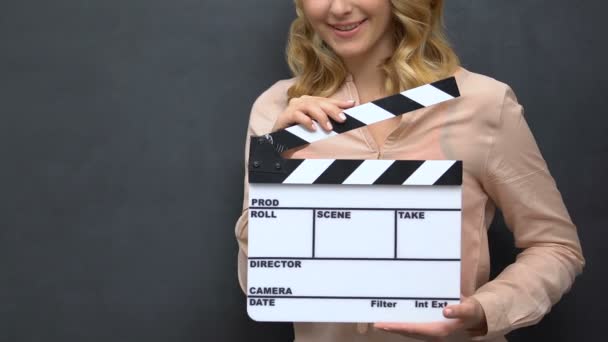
[443,300,476,319]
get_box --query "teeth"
[334,22,360,31]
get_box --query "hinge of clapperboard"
[249,77,462,185]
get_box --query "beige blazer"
[234,67,584,341]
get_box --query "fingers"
[443,297,487,335]
[374,321,462,340]
[292,98,354,131]
[275,96,355,132]
[375,322,441,336]
[378,329,440,342]
[444,297,484,321]
[443,302,475,320]
[329,98,356,109]
[319,102,348,124]
[292,111,316,131]
[376,328,432,341]
[372,299,484,341]
[306,105,334,131]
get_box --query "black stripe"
[269,129,310,152]
[394,211,398,258]
[372,93,424,116]
[312,210,316,257]
[314,159,364,184]
[248,257,461,261]
[433,161,462,186]
[374,160,425,185]
[329,113,366,134]
[259,77,459,152]
[248,295,460,301]
[248,159,304,184]
[431,77,460,98]
[250,207,461,211]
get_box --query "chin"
[330,45,368,60]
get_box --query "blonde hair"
[287,0,460,99]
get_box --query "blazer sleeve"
[235,80,292,293]
[471,87,585,339]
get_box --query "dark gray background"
[1,1,606,341]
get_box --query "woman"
[235,0,584,341]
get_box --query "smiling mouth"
[331,19,366,32]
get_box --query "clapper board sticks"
[247,77,463,323]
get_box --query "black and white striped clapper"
[246,77,463,323]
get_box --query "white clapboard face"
[246,77,462,323]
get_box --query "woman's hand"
[272,96,356,132]
[373,297,488,341]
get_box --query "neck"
[343,35,395,103]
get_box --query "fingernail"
[311,122,317,131]
[348,99,355,104]
[339,113,347,120]
[445,308,453,316]
[326,122,333,130]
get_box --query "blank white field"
[397,211,461,259]
[248,209,313,258]
[315,210,394,258]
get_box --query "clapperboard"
[247,77,462,323]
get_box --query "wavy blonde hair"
[287,0,460,99]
